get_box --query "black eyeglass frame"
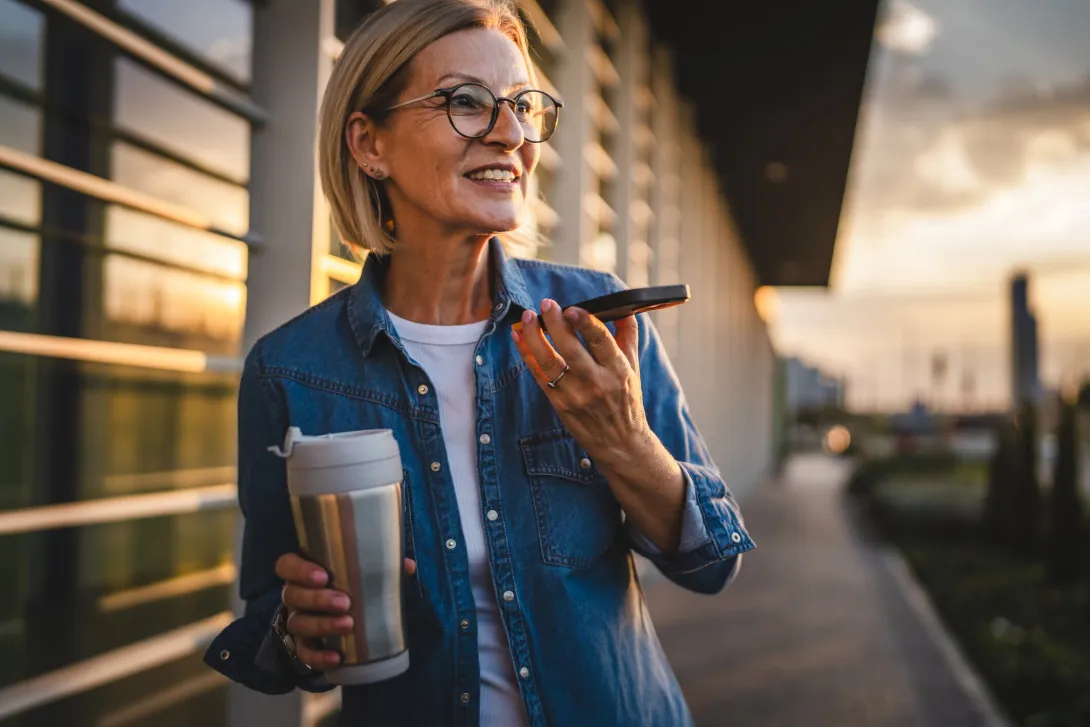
[383,82,563,143]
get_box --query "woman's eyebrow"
[436,73,532,92]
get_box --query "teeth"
[469,168,516,181]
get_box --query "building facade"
[0,1,775,724]
[1010,272,1040,407]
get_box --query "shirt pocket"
[400,469,424,600]
[519,428,622,568]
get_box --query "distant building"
[1010,273,1041,406]
[783,356,844,413]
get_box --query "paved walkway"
[642,453,998,727]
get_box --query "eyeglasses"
[384,82,562,143]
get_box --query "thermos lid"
[269,427,403,496]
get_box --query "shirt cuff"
[626,467,712,555]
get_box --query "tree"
[1012,401,1043,554]
[984,418,1019,550]
[1045,397,1084,585]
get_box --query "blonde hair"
[318,0,541,259]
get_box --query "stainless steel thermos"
[270,427,409,685]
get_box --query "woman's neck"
[381,234,495,325]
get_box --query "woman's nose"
[484,102,525,148]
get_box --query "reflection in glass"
[0,226,39,312]
[119,0,252,84]
[0,168,41,226]
[105,205,248,280]
[0,510,235,690]
[0,93,41,153]
[103,255,246,348]
[111,142,250,235]
[113,58,250,181]
[0,0,42,90]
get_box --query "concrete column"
[549,0,596,266]
[648,45,681,357]
[233,1,336,725]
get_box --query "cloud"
[875,0,939,56]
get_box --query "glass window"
[111,141,250,235]
[102,255,246,352]
[0,0,43,90]
[0,510,235,691]
[105,205,248,281]
[0,169,41,226]
[119,0,252,84]
[0,226,38,319]
[0,94,41,154]
[113,58,250,181]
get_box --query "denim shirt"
[204,238,755,727]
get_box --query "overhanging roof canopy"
[645,0,881,286]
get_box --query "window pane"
[111,141,249,235]
[0,93,41,153]
[0,227,38,320]
[105,205,248,281]
[0,168,41,226]
[103,254,246,352]
[119,0,252,84]
[0,0,43,90]
[8,652,228,727]
[0,510,236,689]
[113,58,250,181]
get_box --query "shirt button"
[579,458,592,470]
[430,461,441,472]
[502,590,514,602]
[475,355,484,366]
[731,532,742,543]
[219,649,230,661]
[460,619,470,629]
[486,510,498,521]
[479,433,491,445]
[417,384,429,395]
[446,539,457,550]
[494,302,503,311]
[519,667,530,679]
[461,693,470,704]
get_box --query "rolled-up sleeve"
[203,342,334,694]
[621,293,755,594]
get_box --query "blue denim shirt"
[204,238,755,726]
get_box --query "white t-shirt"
[387,311,528,727]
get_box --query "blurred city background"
[0,0,1086,725]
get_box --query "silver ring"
[285,609,299,633]
[546,363,570,389]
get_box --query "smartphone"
[513,284,691,333]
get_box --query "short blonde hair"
[318,0,539,259]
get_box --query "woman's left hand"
[511,298,650,470]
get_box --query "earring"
[372,169,385,180]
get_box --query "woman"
[206,0,753,725]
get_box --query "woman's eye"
[451,93,483,109]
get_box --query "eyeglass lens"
[447,84,558,142]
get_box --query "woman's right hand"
[275,553,416,670]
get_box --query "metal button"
[579,458,592,470]
[430,461,441,472]
[475,355,484,366]
[503,590,514,602]
[486,510,498,521]
[417,384,429,395]
[461,693,470,704]
[446,539,457,550]
[519,667,530,679]
[219,649,230,661]
[494,302,503,311]
[731,532,742,543]
[479,433,491,445]
[460,619,470,629]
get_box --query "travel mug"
[269,427,409,685]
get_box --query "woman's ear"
[346,111,386,180]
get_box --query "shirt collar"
[347,236,535,359]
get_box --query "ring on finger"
[547,363,571,389]
[286,609,300,634]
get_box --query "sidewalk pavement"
[642,453,1003,727]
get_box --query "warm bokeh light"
[753,286,780,325]
[823,425,852,455]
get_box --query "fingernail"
[522,309,533,325]
[331,594,350,610]
[563,308,580,324]
[336,616,354,630]
[326,653,342,666]
[511,330,521,345]
[310,570,328,587]
[542,298,556,312]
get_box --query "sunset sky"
[762,0,1090,412]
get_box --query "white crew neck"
[386,310,490,346]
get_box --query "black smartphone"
[515,284,691,333]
